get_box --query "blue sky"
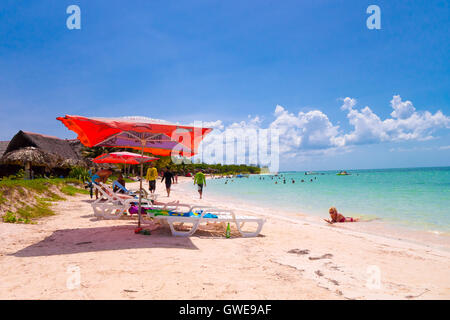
[0,0,449,170]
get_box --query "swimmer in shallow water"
[324,207,359,224]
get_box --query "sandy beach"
[0,176,449,300]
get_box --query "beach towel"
[142,207,218,219]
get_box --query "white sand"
[0,177,449,299]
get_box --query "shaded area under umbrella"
[57,115,212,227]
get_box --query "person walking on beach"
[194,169,206,199]
[161,167,175,197]
[146,163,158,194]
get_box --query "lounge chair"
[91,183,154,220]
[112,180,153,200]
[146,205,265,237]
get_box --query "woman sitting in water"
[324,207,359,224]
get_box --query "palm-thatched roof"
[1,147,61,167]
[0,131,86,168]
[0,141,9,157]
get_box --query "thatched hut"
[0,141,9,157]
[0,131,86,178]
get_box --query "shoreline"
[0,176,448,299]
[196,175,450,253]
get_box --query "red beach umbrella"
[57,115,212,227]
[57,115,211,157]
[92,152,159,165]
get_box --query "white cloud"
[195,95,450,164]
[390,95,416,119]
[269,105,342,154]
[342,96,450,145]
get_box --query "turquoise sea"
[205,167,450,234]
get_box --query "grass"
[60,184,90,196]
[0,178,87,224]
[16,199,54,219]
[0,193,6,205]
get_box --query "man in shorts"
[194,169,206,199]
[161,167,175,197]
[146,163,158,194]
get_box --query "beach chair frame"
[91,183,154,220]
[112,180,151,199]
[147,205,265,237]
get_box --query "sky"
[0,0,449,170]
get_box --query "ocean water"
[205,167,450,234]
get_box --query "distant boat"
[305,171,319,175]
[336,171,351,176]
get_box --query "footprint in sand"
[327,278,339,285]
[288,249,310,255]
[309,253,333,260]
[315,270,324,277]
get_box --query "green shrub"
[68,167,90,181]
[3,211,17,223]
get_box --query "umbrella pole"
[138,146,144,228]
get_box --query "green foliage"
[60,185,90,196]
[15,169,25,179]
[169,163,261,175]
[0,169,25,181]
[0,178,87,224]
[68,166,90,181]
[154,156,172,171]
[81,146,112,159]
[80,147,260,176]
[16,198,55,220]
[2,211,17,223]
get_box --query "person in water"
[324,207,359,224]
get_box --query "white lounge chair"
[91,183,155,220]
[146,205,265,237]
[112,180,153,200]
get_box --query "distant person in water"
[324,207,359,224]
[161,167,175,197]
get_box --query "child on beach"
[324,207,359,224]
